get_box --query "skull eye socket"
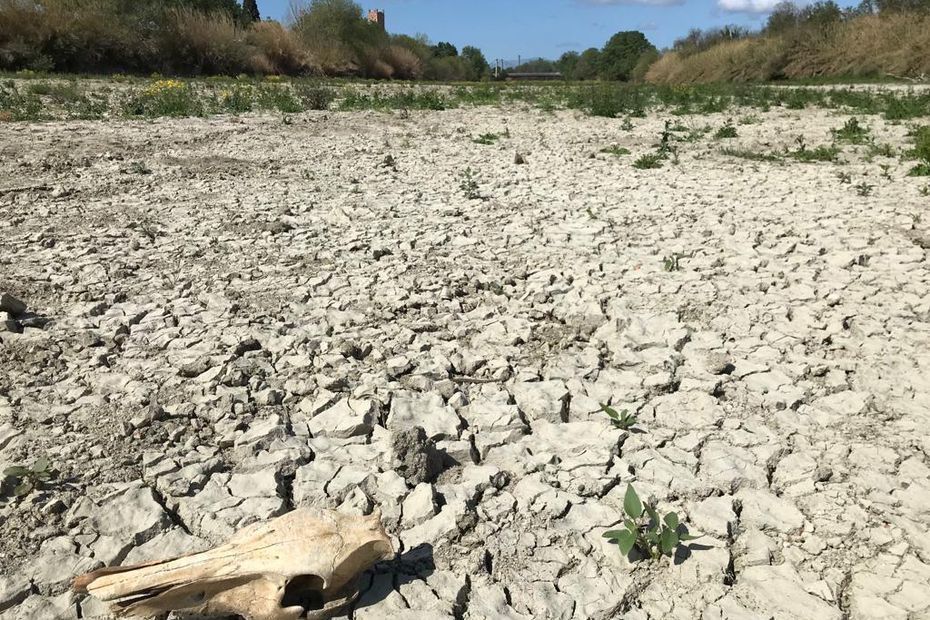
[281,574,326,611]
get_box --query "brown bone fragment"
[73,508,395,620]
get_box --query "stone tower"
[367,9,385,30]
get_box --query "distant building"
[367,9,385,30]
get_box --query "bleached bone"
[73,508,395,620]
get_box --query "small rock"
[391,426,443,486]
[0,293,26,316]
[308,398,376,439]
[402,483,438,528]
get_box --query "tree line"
[0,0,491,79]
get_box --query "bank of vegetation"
[646,0,930,83]
[0,0,490,79]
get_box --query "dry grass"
[247,21,318,75]
[381,45,424,80]
[647,38,788,83]
[647,14,930,84]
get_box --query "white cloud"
[717,0,782,12]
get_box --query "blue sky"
[260,0,832,60]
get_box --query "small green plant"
[855,182,875,196]
[633,153,663,170]
[920,185,929,196]
[738,115,760,125]
[663,254,681,271]
[879,164,893,181]
[473,132,500,145]
[837,172,852,184]
[714,119,738,139]
[601,404,638,430]
[603,484,699,560]
[832,117,870,144]
[128,161,151,175]
[459,168,481,199]
[601,145,631,157]
[3,456,53,497]
[621,117,634,131]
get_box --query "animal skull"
[73,508,395,620]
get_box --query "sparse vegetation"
[721,147,780,162]
[473,132,500,145]
[663,254,682,271]
[603,485,699,560]
[3,77,930,124]
[908,126,930,176]
[787,135,839,163]
[601,145,631,156]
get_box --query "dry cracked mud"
[1,98,929,620]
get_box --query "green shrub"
[122,79,203,117]
[633,153,663,169]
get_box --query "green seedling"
[603,484,699,560]
[459,168,482,200]
[621,117,634,131]
[855,182,875,196]
[3,456,53,497]
[837,172,852,184]
[663,254,681,271]
[601,404,637,430]
[920,185,929,196]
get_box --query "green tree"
[291,0,387,69]
[461,45,489,80]
[574,47,601,80]
[243,0,260,21]
[875,0,930,11]
[765,1,800,34]
[799,1,843,26]
[599,31,656,81]
[556,51,579,79]
[431,41,458,57]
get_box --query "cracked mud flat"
[1,99,929,620]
